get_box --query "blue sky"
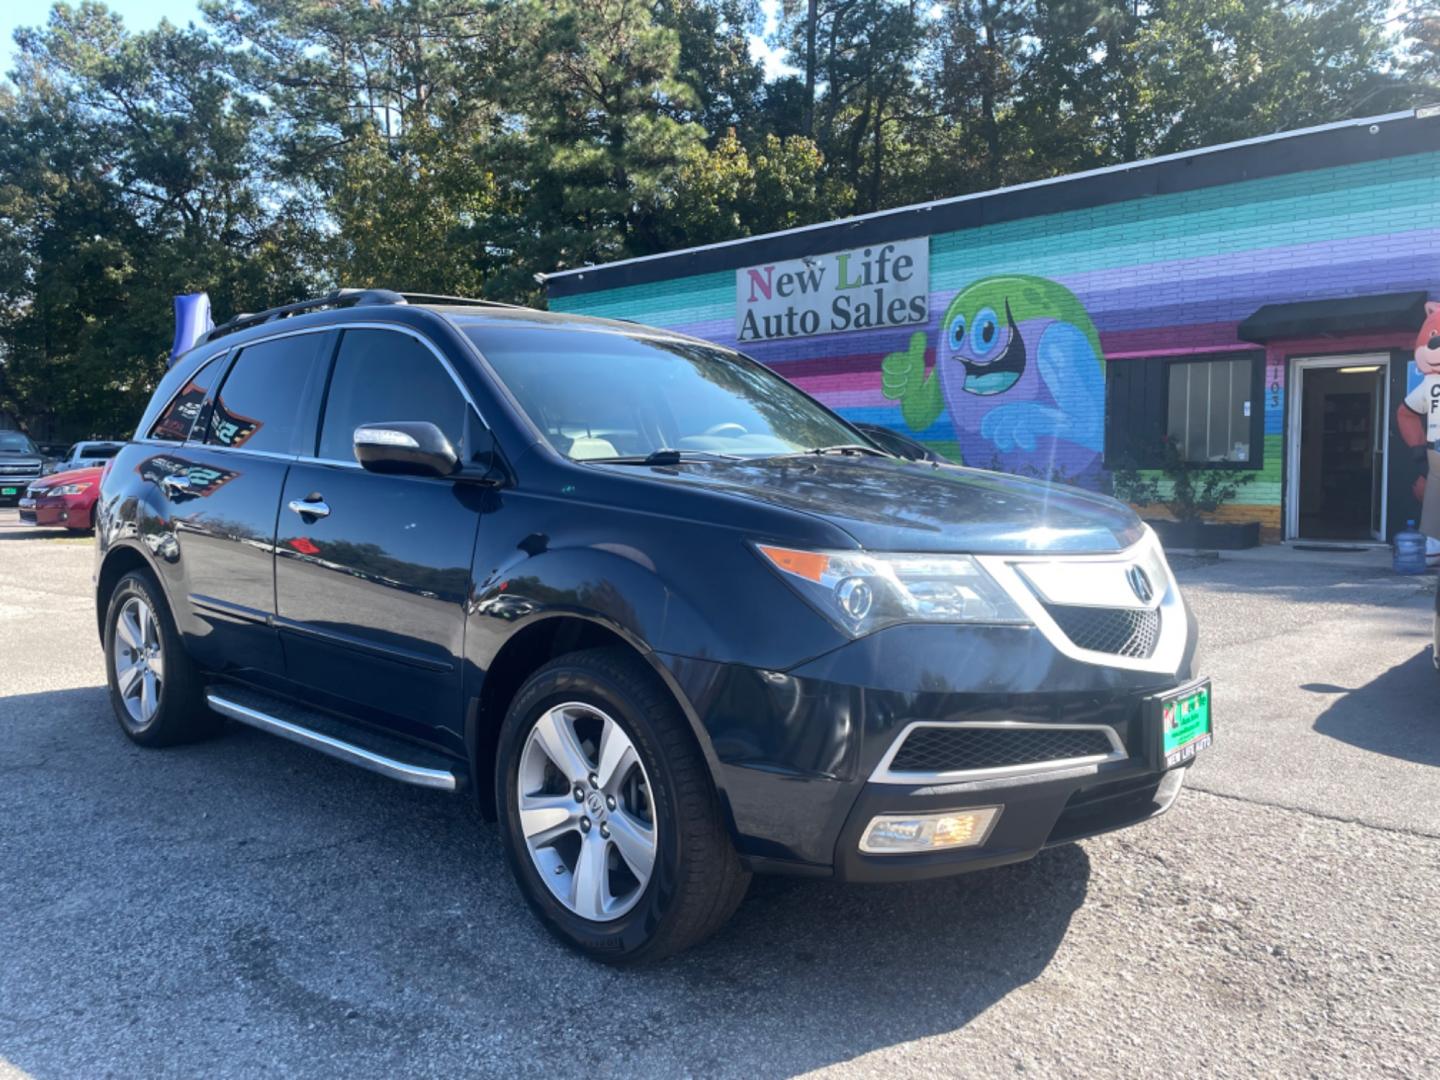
[3,0,795,78]
[3,0,203,67]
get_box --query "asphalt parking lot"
[2,510,1438,1079]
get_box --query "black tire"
[496,647,749,964]
[102,570,219,746]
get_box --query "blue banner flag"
[169,293,214,366]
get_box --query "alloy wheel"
[517,702,657,922]
[113,595,164,726]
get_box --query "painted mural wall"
[552,149,1440,533]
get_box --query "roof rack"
[395,292,524,310]
[204,289,405,342]
[203,289,524,343]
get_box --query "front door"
[1286,355,1390,542]
[274,327,483,749]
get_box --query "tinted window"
[462,325,857,461]
[150,357,224,443]
[208,334,328,453]
[318,329,467,462]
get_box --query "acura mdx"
[94,289,1212,963]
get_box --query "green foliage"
[1111,437,1254,522]
[668,129,850,245]
[0,0,1433,437]
[0,2,320,438]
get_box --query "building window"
[1167,357,1255,464]
[1105,351,1264,470]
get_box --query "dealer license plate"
[1,487,17,496]
[1151,679,1212,769]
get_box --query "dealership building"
[544,108,1440,544]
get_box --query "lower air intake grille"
[889,725,1118,774]
[1043,604,1160,659]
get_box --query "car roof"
[190,295,722,356]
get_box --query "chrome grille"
[888,725,1118,774]
[1043,603,1160,659]
[0,463,41,477]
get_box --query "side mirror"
[353,422,459,478]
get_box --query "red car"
[17,465,103,531]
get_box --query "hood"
[39,465,103,489]
[616,456,1144,554]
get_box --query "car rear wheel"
[104,570,219,746]
[496,647,749,964]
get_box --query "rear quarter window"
[150,357,224,443]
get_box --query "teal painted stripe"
[550,271,733,323]
[932,172,1440,287]
[932,151,1440,248]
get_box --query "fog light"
[859,806,1001,854]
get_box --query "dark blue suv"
[95,290,1211,962]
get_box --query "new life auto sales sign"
[735,237,929,344]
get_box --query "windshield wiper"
[586,448,749,466]
[794,443,890,458]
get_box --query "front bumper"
[17,496,91,529]
[833,756,1188,883]
[657,606,1202,880]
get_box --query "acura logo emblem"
[1126,566,1154,604]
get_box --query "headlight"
[48,482,93,496]
[755,544,1028,636]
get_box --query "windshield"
[0,431,37,454]
[77,444,120,460]
[463,325,862,461]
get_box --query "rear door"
[143,330,332,677]
[274,326,483,747]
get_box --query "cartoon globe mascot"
[1396,300,1440,542]
[881,275,1105,477]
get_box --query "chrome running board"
[206,692,459,791]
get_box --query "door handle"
[288,497,330,519]
[159,474,190,495]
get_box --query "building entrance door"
[1286,355,1390,542]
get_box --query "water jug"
[1393,520,1428,575]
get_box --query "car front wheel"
[496,648,749,964]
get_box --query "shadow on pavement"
[0,685,1090,1077]
[1310,650,1440,768]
